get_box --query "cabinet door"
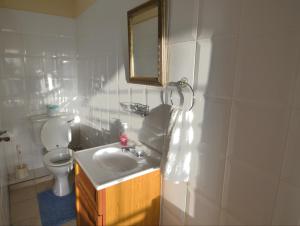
[76,183,103,226]
[75,163,97,209]
[104,170,161,226]
[76,199,96,226]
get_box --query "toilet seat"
[43,148,73,167]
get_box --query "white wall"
[76,0,153,144]
[169,0,300,225]
[0,9,77,174]
[77,0,300,226]
[0,117,9,226]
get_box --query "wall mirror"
[127,0,168,86]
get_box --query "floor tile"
[9,178,76,226]
[12,216,42,226]
[11,198,40,224]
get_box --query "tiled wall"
[77,0,300,226]
[76,0,157,144]
[0,117,9,225]
[171,0,300,225]
[0,9,77,174]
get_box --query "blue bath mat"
[37,190,76,226]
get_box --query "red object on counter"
[119,134,128,146]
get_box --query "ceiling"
[0,0,95,18]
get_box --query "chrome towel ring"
[168,78,195,111]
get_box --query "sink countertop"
[74,142,161,190]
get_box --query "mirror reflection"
[128,0,168,86]
[132,12,158,77]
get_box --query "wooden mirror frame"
[127,0,168,87]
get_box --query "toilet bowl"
[41,117,74,196]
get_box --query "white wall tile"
[294,74,300,109]
[0,9,21,32]
[196,36,237,99]
[0,33,3,53]
[189,150,226,205]
[23,34,43,56]
[56,37,76,57]
[57,58,75,78]
[272,181,300,226]
[0,9,76,175]
[280,0,300,33]
[0,78,25,97]
[222,159,279,225]
[61,78,77,96]
[192,97,231,156]
[15,10,43,35]
[161,207,183,226]
[197,0,242,39]
[281,110,300,187]
[229,101,289,175]
[37,14,75,37]
[169,0,199,44]
[168,41,196,85]
[3,57,24,77]
[234,34,299,106]
[162,181,188,224]
[146,86,164,109]
[186,189,221,226]
[25,77,48,95]
[128,85,146,139]
[219,210,244,226]
[24,57,44,77]
[1,32,24,55]
[0,57,3,76]
[44,57,58,77]
[239,0,277,36]
[41,35,59,57]
[240,0,300,36]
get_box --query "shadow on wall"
[69,103,172,152]
[69,119,124,151]
[139,104,171,152]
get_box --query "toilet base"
[53,176,72,197]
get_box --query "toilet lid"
[41,117,72,151]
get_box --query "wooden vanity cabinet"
[75,163,161,226]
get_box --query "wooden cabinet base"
[75,163,161,226]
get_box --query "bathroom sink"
[74,143,161,190]
[93,147,138,172]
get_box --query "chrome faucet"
[121,146,136,153]
[121,145,144,158]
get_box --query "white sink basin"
[74,143,161,190]
[93,147,138,172]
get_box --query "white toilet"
[40,117,74,197]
